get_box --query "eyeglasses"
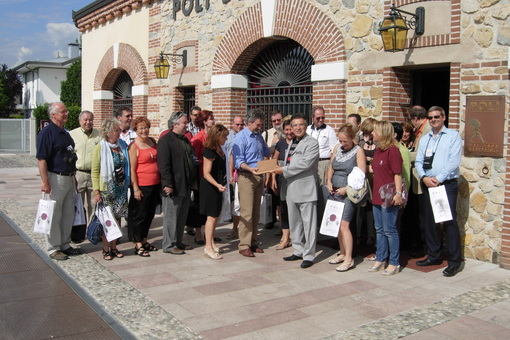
[427,115,442,120]
[315,116,325,121]
[272,118,282,123]
[234,123,244,126]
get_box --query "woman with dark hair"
[271,119,293,250]
[189,110,215,244]
[368,120,403,276]
[325,124,366,272]
[127,116,160,257]
[401,121,416,151]
[91,118,130,260]
[200,124,229,259]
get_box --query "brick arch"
[213,0,345,75]
[94,43,148,90]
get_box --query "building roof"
[13,56,81,74]
[72,0,116,25]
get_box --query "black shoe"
[301,260,314,268]
[443,266,459,277]
[214,237,222,242]
[283,254,302,261]
[177,242,193,250]
[186,228,196,236]
[416,258,442,267]
[163,247,185,255]
[62,247,83,256]
[194,237,205,245]
[265,223,274,230]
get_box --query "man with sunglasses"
[187,106,202,136]
[306,106,338,186]
[415,106,462,277]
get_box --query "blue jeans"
[373,205,400,266]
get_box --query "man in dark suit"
[157,111,197,255]
[275,114,320,268]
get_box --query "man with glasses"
[188,106,202,136]
[306,106,338,186]
[261,110,283,152]
[415,106,462,277]
[36,102,82,260]
[232,109,270,257]
[275,114,319,268]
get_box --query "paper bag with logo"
[319,199,345,237]
[96,203,122,242]
[428,185,453,223]
[34,193,56,234]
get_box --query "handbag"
[34,193,56,234]
[319,199,345,237]
[378,182,408,208]
[86,214,103,245]
[71,193,87,243]
[346,178,371,206]
[95,202,122,242]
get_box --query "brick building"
[73,0,510,267]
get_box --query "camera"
[423,155,434,169]
[114,166,125,183]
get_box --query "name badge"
[425,148,433,157]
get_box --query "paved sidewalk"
[1,155,510,339]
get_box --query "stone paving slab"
[1,158,510,339]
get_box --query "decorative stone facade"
[74,0,509,267]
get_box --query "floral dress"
[101,150,129,220]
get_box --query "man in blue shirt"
[232,109,270,257]
[36,102,82,261]
[415,106,462,277]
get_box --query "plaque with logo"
[464,95,505,158]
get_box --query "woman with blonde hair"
[91,118,130,260]
[368,120,403,276]
[325,123,366,272]
[200,124,229,259]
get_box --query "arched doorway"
[112,70,133,114]
[246,40,314,123]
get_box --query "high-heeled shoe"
[368,261,384,272]
[276,241,291,250]
[382,265,400,276]
[336,260,355,272]
[204,248,222,260]
[328,254,345,264]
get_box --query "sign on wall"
[464,95,505,158]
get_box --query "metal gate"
[246,40,313,124]
[0,119,30,152]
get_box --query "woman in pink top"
[128,117,161,257]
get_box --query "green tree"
[0,64,23,118]
[60,59,81,107]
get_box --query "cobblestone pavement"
[1,154,509,339]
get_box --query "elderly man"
[232,109,270,257]
[36,102,82,260]
[188,105,202,136]
[261,110,283,151]
[70,110,101,226]
[415,106,462,277]
[157,111,197,255]
[115,106,137,145]
[275,114,319,268]
[306,106,338,185]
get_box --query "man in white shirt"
[187,105,202,136]
[306,106,338,186]
[115,106,137,145]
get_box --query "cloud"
[46,22,80,59]
[16,46,32,64]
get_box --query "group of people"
[37,101,462,277]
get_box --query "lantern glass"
[380,17,409,52]
[154,58,170,79]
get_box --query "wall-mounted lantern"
[379,4,425,52]
[154,50,187,79]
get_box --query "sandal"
[142,242,158,252]
[103,249,113,261]
[111,249,124,258]
[329,254,345,264]
[276,241,291,250]
[336,260,355,272]
[134,246,150,257]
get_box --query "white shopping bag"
[428,185,453,223]
[219,189,232,223]
[319,199,345,237]
[96,204,122,242]
[73,193,87,226]
[259,193,272,225]
[34,193,56,234]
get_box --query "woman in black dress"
[200,124,229,260]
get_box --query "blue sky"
[0,0,92,68]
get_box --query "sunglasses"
[427,115,442,120]
[272,119,282,123]
[315,116,325,120]
[234,123,245,126]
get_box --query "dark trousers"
[420,179,462,267]
[128,184,161,242]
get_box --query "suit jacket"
[157,131,196,197]
[281,134,319,203]
[410,120,432,194]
